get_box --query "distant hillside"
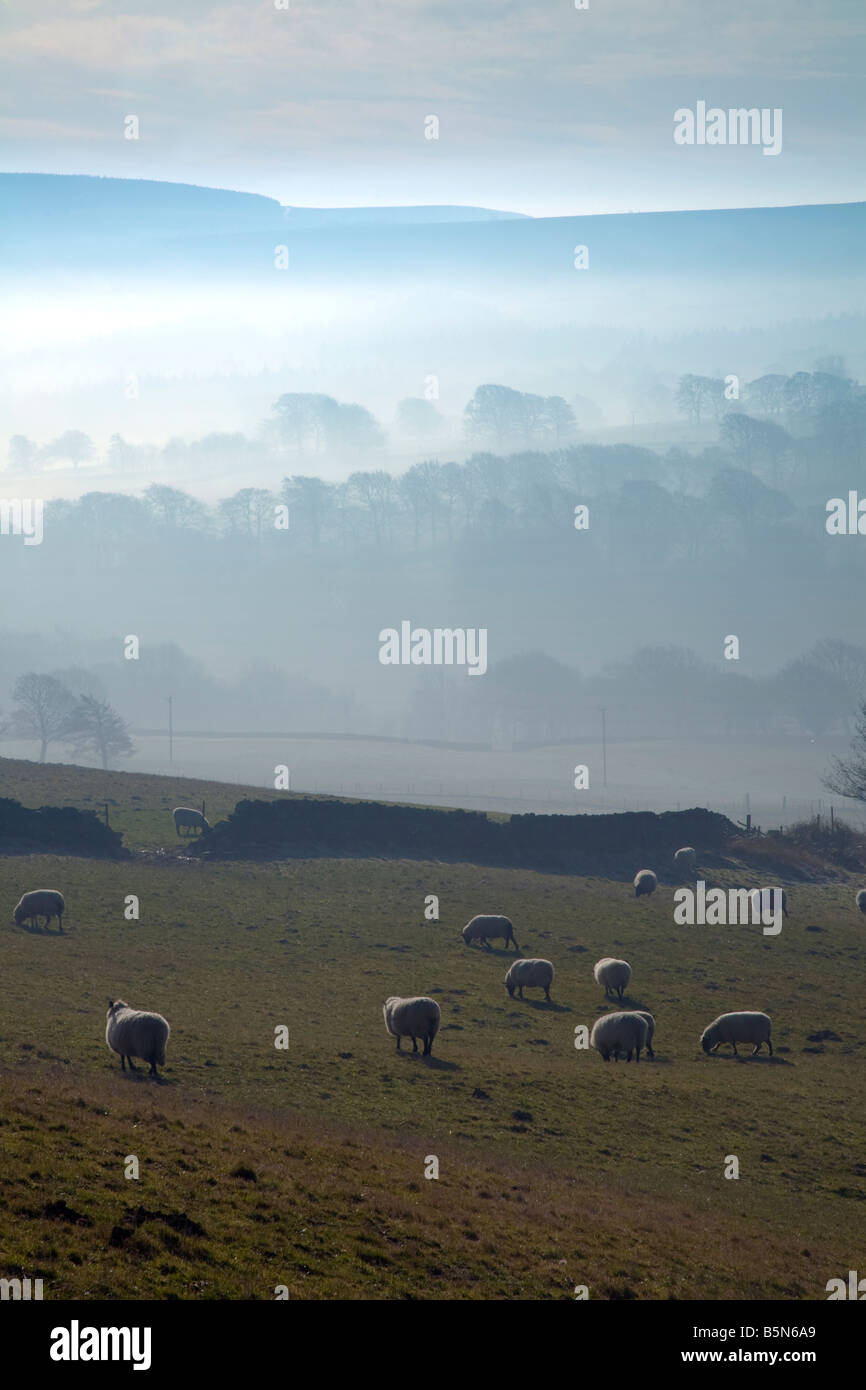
[2,172,864,290]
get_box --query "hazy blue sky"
[1,0,864,214]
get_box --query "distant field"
[0,755,864,1299]
[1,730,861,828]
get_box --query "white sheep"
[857,889,866,914]
[105,1000,171,1076]
[749,888,788,920]
[700,1011,772,1057]
[505,957,554,1001]
[173,807,211,836]
[590,1010,649,1062]
[634,869,657,898]
[461,914,520,951]
[382,996,441,1056]
[633,1009,656,1058]
[673,847,697,876]
[593,957,632,1002]
[13,889,65,932]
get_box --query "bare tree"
[12,674,77,762]
[64,696,135,771]
[823,701,866,802]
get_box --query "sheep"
[673,846,697,876]
[505,957,554,1001]
[461,914,520,951]
[634,869,657,898]
[382,996,441,1056]
[13,889,65,932]
[749,887,788,920]
[593,957,632,1002]
[105,1000,171,1076]
[633,1009,656,1059]
[590,1010,649,1062]
[857,889,866,914]
[173,807,211,836]
[700,1011,772,1057]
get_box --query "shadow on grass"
[394,1053,460,1071]
[704,1053,791,1065]
[522,998,570,1012]
[111,1068,177,1085]
[15,922,66,937]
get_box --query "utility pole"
[601,707,607,788]
[166,695,173,764]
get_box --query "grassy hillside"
[0,756,863,1299]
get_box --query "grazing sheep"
[461,914,520,951]
[505,957,554,1001]
[673,847,697,876]
[633,1009,656,1059]
[105,1000,171,1076]
[173,807,210,836]
[13,889,65,932]
[593,957,632,1002]
[700,1011,772,1057]
[857,889,866,914]
[634,869,657,898]
[590,1010,649,1063]
[749,888,788,920]
[382,996,441,1056]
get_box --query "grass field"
[1,756,864,1300]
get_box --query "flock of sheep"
[384,906,773,1064]
[10,839,860,1078]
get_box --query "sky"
[1,0,864,216]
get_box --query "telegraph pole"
[166,695,173,764]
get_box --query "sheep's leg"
[395,1036,401,1051]
[647,1044,654,1059]
[752,1044,760,1056]
[149,1061,158,1076]
[120,1055,126,1071]
[731,1043,739,1055]
[126,1055,137,1070]
[544,986,550,1001]
[767,1038,773,1055]
[411,1036,418,1053]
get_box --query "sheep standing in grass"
[634,869,657,898]
[749,888,788,920]
[590,1011,649,1062]
[461,914,520,951]
[593,957,632,1002]
[700,1011,772,1057]
[673,847,696,877]
[383,996,441,1056]
[105,1000,171,1076]
[505,958,554,1001]
[173,807,210,836]
[857,890,866,914]
[13,889,65,932]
